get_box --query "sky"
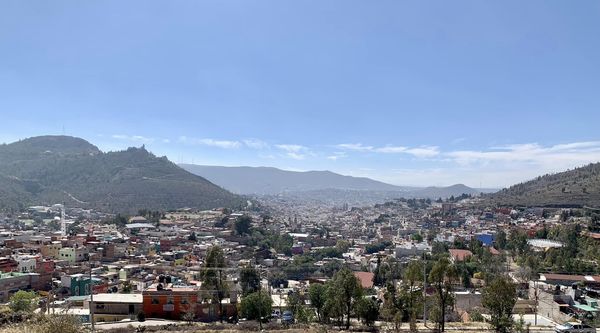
[1,1,600,188]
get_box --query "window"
[167,297,174,305]
[151,297,160,304]
[181,298,189,305]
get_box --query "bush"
[0,313,86,333]
[137,311,146,322]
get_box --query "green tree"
[9,290,38,313]
[327,267,363,329]
[405,260,423,330]
[239,267,261,296]
[495,230,507,250]
[235,215,252,235]
[429,257,457,332]
[200,245,228,322]
[381,282,403,331]
[309,283,327,323]
[356,296,380,326]
[121,280,133,293]
[240,291,272,327]
[482,276,517,333]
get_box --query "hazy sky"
[1,1,600,188]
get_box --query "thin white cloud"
[447,141,600,166]
[243,138,269,149]
[275,144,312,160]
[178,136,241,149]
[275,144,307,152]
[375,146,407,153]
[327,152,347,161]
[336,143,374,151]
[286,152,306,160]
[405,146,440,158]
[111,134,155,144]
[336,143,439,157]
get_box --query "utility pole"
[89,262,95,332]
[423,251,427,326]
[534,280,538,326]
[256,264,263,330]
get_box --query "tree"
[240,267,261,296]
[381,283,403,331]
[429,257,457,332]
[405,260,423,331]
[121,280,133,293]
[495,230,507,250]
[235,215,252,235]
[240,291,272,327]
[137,311,146,322]
[200,245,228,322]
[9,290,38,313]
[309,283,327,323]
[356,296,380,326]
[482,276,517,333]
[188,231,197,242]
[328,267,363,329]
[287,291,305,321]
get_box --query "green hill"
[487,162,600,207]
[0,136,245,213]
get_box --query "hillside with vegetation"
[487,162,600,207]
[0,136,245,213]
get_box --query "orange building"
[142,287,236,322]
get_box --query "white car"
[555,322,596,333]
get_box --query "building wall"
[142,291,236,321]
[0,273,31,302]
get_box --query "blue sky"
[1,1,600,187]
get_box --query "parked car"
[555,322,596,333]
[271,310,281,319]
[282,310,294,324]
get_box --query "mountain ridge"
[180,164,492,198]
[486,162,600,207]
[0,136,245,213]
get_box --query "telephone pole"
[423,251,427,326]
[89,263,95,332]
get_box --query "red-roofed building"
[449,249,473,262]
[354,272,374,289]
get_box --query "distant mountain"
[412,184,491,199]
[0,136,245,213]
[486,162,600,207]
[179,164,413,194]
[180,164,492,200]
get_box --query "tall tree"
[429,257,457,332]
[240,290,272,328]
[405,260,423,330]
[328,267,363,329]
[482,276,517,333]
[356,296,380,327]
[235,215,252,235]
[239,267,261,296]
[309,283,327,323]
[200,245,228,322]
